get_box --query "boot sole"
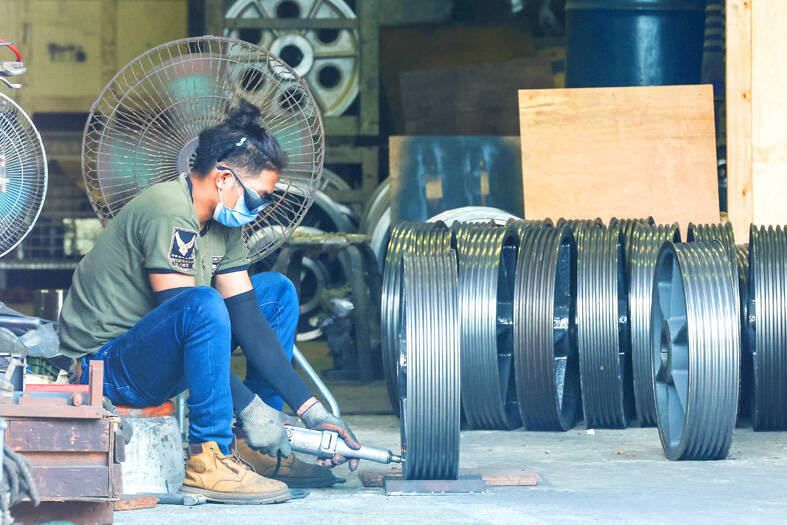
[181,485,293,505]
[273,475,346,489]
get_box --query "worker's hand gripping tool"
[285,425,402,465]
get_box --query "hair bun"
[225,99,263,131]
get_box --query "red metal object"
[25,384,90,393]
[0,361,104,419]
[0,38,22,61]
[114,401,175,418]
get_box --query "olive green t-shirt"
[58,174,249,358]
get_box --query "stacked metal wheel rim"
[400,251,460,480]
[686,222,736,256]
[609,217,655,276]
[736,245,749,311]
[360,179,391,271]
[736,244,751,418]
[747,226,787,430]
[686,222,746,419]
[457,223,521,430]
[575,223,632,428]
[651,241,739,459]
[428,206,518,227]
[225,0,360,117]
[513,222,581,431]
[686,223,739,297]
[687,222,738,282]
[555,218,604,231]
[380,222,451,412]
[628,223,680,426]
[736,244,750,348]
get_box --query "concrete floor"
[116,416,787,525]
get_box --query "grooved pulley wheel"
[652,241,739,460]
[457,223,521,430]
[400,251,461,480]
[513,222,580,431]
[628,222,680,426]
[575,223,633,428]
[380,222,451,413]
[747,226,787,430]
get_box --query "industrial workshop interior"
[0,0,785,523]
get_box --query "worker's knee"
[250,271,299,312]
[180,286,230,329]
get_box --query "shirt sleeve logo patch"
[169,227,198,270]
[211,255,224,275]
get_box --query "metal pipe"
[176,392,186,440]
[173,345,339,440]
[292,345,340,418]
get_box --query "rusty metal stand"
[359,466,538,494]
[272,234,381,381]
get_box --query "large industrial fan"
[0,42,47,393]
[82,36,324,262]
[0,93,47,258]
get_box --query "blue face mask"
[213,174,269,228]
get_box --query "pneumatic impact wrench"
[285,425,403,465]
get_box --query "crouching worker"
[57,100,360,504]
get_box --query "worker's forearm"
[153,286,192,305]
[224,290,313,411]
[296,396,319,417]
[229,372,256,414]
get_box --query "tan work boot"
[181,441,293,504]
[236,437,345,489]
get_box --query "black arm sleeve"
[154,287,192,306]
[229,372,256,414]
[225,290,313,411]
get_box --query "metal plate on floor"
[384,475,486,496]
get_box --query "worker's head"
[191,99,287,224]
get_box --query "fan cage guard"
[82,36,325,262]
[0,92,48,258]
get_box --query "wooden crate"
[7,418,123,500]
[726,0,787,240]
[0,0,188,115]
[2,362,124,525]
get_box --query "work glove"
[237,395,293,458]
[300,401,361,471]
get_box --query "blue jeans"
[81,272,298,454]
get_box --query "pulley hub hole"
[280,45,305,69]
[317,29,341,44]
[318,65,342,89]
[276,0,300,18]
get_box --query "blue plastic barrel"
[565,0,707,87]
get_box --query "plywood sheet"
[518,85,719,230]
[725,0,753,241]
[750,1,787,232]
[726,0,787,241]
